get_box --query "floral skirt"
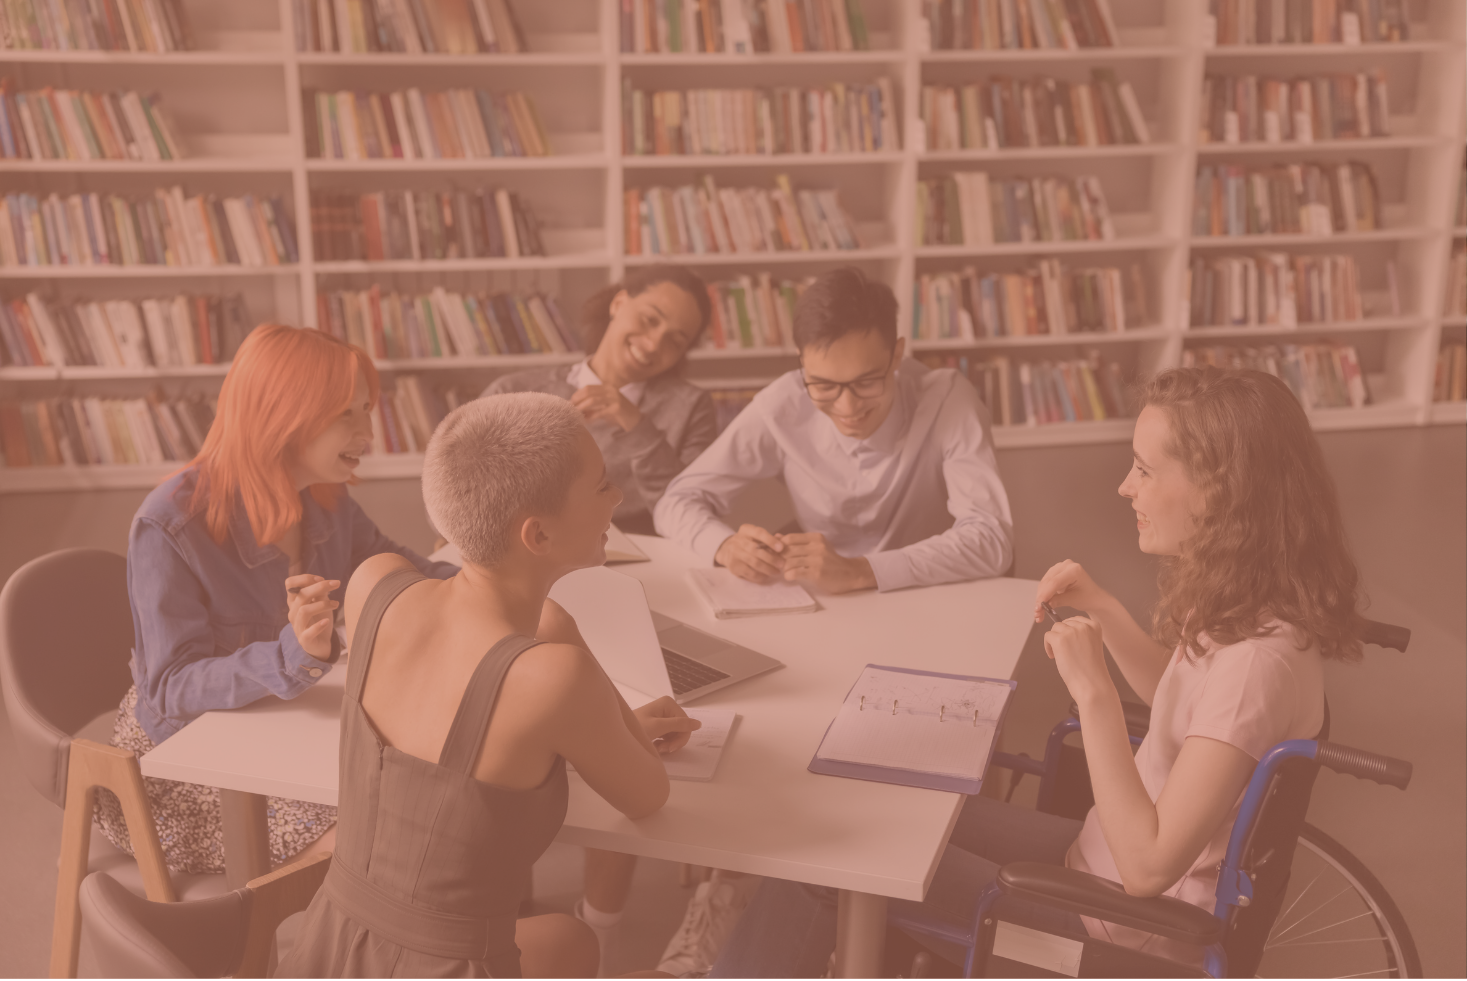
[94,686,336,875]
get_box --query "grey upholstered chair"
[79,852,331,978]
[0,548,229,977]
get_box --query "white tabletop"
[142,534,1039,901]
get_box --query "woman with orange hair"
[95,324,464,873]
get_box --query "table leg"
[833,889,888,978]
[220,789,272,889]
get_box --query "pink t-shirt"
[1067,621,1325,961]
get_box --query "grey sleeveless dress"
[278,568,569,978]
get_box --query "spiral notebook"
[808,664,1016,795]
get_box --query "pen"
[1040,601,1066,623]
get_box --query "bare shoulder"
[501,641,613,715]
[345,553,421,630]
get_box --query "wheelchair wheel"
[1255,822,1422,978]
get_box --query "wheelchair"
[890,619,1420,978]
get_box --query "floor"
[0,424,1462,977]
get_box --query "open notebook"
[687,568,817,619]
[808,665,1016,795]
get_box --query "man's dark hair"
[792,267,898,351]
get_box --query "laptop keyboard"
[661,648,731,696]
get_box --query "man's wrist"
[853,556,877,591]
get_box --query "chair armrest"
[996,863,1223,946]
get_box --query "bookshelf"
[2,0,1464,492]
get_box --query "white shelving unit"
[2,0,1464,493]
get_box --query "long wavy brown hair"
[1143,367,1364,661]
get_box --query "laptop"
[548,566,783,704]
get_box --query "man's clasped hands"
[713,523,878,595]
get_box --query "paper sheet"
[814,667,1012,780]
[687,568,816,618]
[662,708,737,781]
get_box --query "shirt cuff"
[279,622,333,682]
[691,519,739,567]
[866,549,918,593]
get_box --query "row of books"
[1192,162,1381,237]
[922,0,1119,51]
[0,189,299,268]
[1448,244,1465,318]
[1186,253,1385,328]
[0,84,183,161]
[621,80,898,157]
[317,286,578,359]
[1208,0,1410,46]
[292,0,528,54]
[624,175,861,256]
[919,71,1149,152]
[917,350,1130,427]
[701,273,807,350]
[1183,341,1372,409]
[1201,72,1390,145]
[912,261,1147,341]
[1435,344,1465,403]
[621,0,871,54]
[303,88,550,160]
[0,394,215,468]
[0,292,250,368]
[916,172,1115,247]
[310,188,543,263]
[0,0,190,51]
[371,374,472,454]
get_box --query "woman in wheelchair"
[710,366,1366,976]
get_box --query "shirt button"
[308,668,323,678]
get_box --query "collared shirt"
[653,359,1014,592]
[567,360,646,407]
[126,467,457,744]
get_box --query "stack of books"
[292,0,528,53]
[304,87,551,159]
[0,83,183,161]
[1183,342,1371,409]
[1201,72,1390,144]
[916,172,1116,246]
[621,80,898,156]
[1435,343,1466,402]
[1192,162,1381,237]
[621,0,871,54]
[707,386,762,431]
[1208,0,1410,45]
[912,260,1147,341]
[624,174,862,255]
[0,292,250,368]
[371,374,473,454]
[0,189,298,267]
[317,285,577,359]
[702,273,809,350]
[1448,243,1466,317]
[1187,253,1381,327]
[922,0,1119,50]
[310,188,543,262]
[0,0,191,51]
[920,70,1150,151]
[917,350,1130,427]
[0,393,215,467]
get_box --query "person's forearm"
[866,516,1012,592]
[1075,689,1164,893]
[1087,593,1170,705]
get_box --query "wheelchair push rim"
[1254,823,1422,979]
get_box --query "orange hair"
[1142,367,1365,662]
[187,324,379,546]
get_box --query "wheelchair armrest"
[1067,701,1153,739]
[995,863,1223,947]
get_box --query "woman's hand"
[1034,559,1114,623]
[571,384,643,432]
[1044,616,1117,707]
[633,696,702,755]
[286,574,340,661]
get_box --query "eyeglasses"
[801,351,895,404]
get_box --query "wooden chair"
[79,851,332,977]
[0,548,229,977]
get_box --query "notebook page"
[663,708,737,781]
[815,667,1012,780]
[687,568,816,616]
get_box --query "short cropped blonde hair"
[422,392,588,566]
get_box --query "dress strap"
[345,567,427,703]
[437,633,544,775]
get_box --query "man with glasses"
[654,266,1013,596]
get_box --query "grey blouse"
[482,365,718,526]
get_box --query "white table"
[142,534,1039,976]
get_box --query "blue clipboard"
[806,664,1017,796]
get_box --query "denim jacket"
[127,467,456,744]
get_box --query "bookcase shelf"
[1,0,1462,494]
